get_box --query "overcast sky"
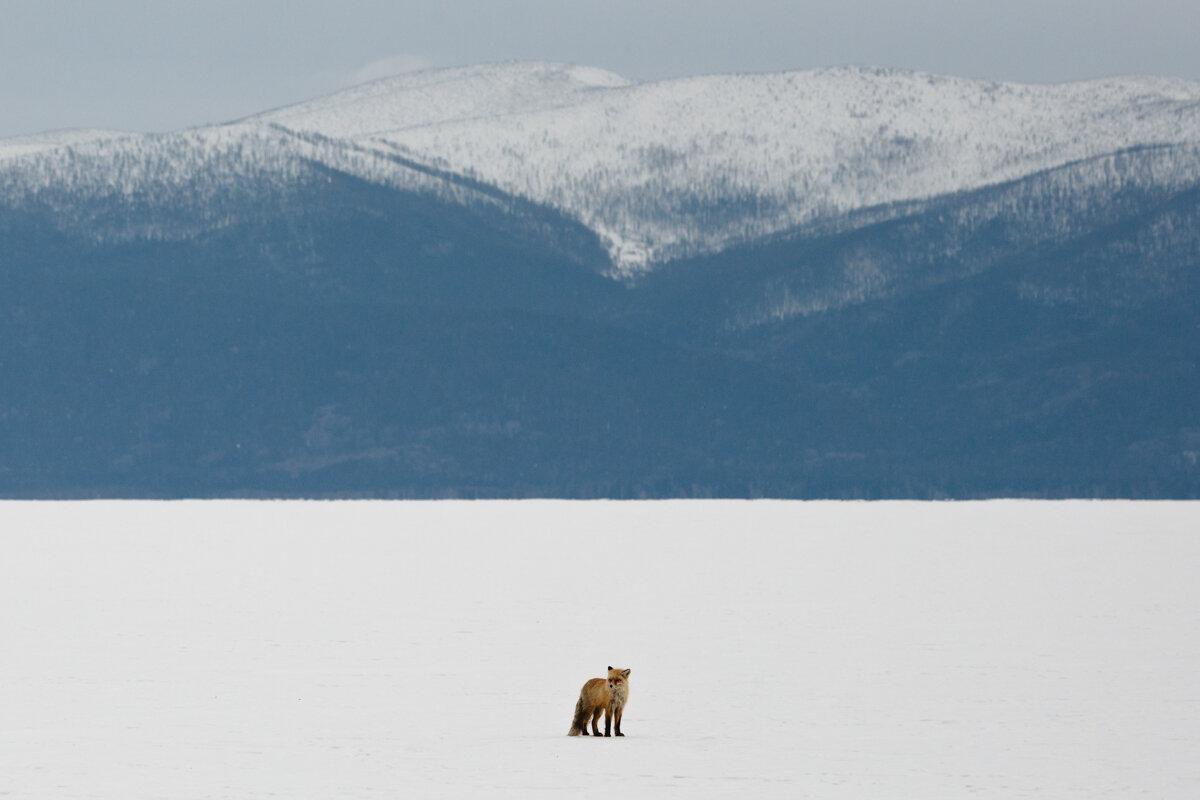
[4,0,1200,138]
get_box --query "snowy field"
[2,500,1198,798]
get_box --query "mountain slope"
[1,169,863,497]
[626,150,1200,495]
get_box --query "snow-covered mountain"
[5,61,1200,275]
[4,62,1200,498]
[258,63,1200,271]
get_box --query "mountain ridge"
[6,61,1199,275]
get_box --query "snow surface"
[257,61,632,139]
[0,128,133,162]
[3,500,1199,799]
[4,63,1199,275]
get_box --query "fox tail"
[567,697,586,736]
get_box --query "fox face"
[607,666,631,695]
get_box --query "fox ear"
[608,665,613,671]
[623,669,631,677]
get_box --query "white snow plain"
[2,500,1198,798]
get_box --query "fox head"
[607,666,631,691]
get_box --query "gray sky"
[4,0,1200,138]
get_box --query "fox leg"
[614,704,624,736]
[591,707,604,736]
[603,705,612,737]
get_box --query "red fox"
[567,666,630,737]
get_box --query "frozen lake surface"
[3,500,1198,798]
